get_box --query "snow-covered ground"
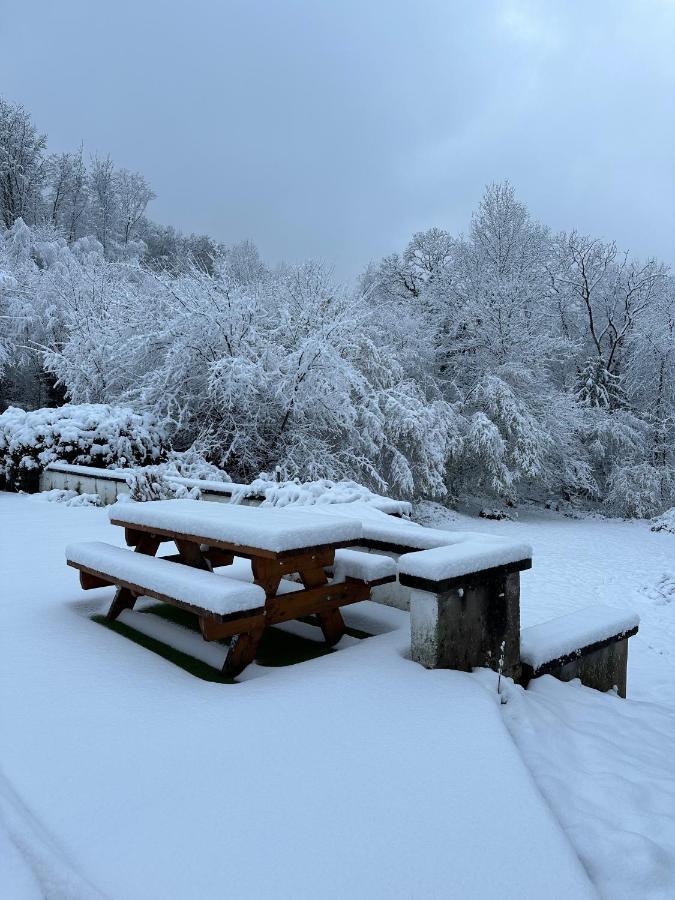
[2,493,675,898]
[420,502,675,898]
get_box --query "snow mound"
[66,541,265,615]
[155,448,231,483]
[637,572,675,606]
[650,507,675,533]
[496,674,675,899]
[108,498,364,553]
[399,536,532,582]
[231,475,412,516]
[33,489,102,508]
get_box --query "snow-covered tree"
[0,98,47,228]
[3,92,675,517]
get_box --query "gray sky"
[1,0,674,279]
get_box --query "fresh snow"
[489,673,675,900]
[65,541,265,615]
[230,476,412,516]
[34,489,102,508]
[109,498,363,552]
[419,501,675,897]
[331,548,397,583]
[398,536,532,582]
[520,605,640,670]
[5,492,675,898]
[1,492,594,899]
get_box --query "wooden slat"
[344,574,396,588]
[124,526,170,548]
[299,564,346,645]
[199,613,265,641]
[80,570,109,590]
[265,581,370,625]
[175,538,212,571]
[205,547,234,567]
[134,533,162,556]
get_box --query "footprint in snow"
[638,573,675,606]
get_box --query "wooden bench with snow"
[67,500,396,677]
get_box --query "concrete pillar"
[408,569,522,680]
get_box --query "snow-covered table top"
[109,499,363,554]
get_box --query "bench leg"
[106,587,137,621]
[316,608,346,646]
[222,623,265,678]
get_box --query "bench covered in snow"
[520,605,639,697]
[66,541,266,620]
[330,548,397,586]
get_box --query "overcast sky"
[1,0,673,279]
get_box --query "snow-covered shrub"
[231,473,412,515]
[125,467,201,502]
[650,508,675,534]
[479,506,518,521]
[606,463,665,519]
[158,447,230,483]
[0,404,165,492]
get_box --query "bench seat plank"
[520,605,640,673]
[331,548,396,585]
[66,541,265,618]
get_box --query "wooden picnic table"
[80,500,393,676]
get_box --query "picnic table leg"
[300,567,346,647]
[251,558,281,598]
[106,587,137,621]
[134,533,161,557]
[222,622,265,678]
[175,538,213,571]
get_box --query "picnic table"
[67,500,396,677]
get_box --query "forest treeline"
[1,96,674,516]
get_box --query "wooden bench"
[329,548,397,586]
[67,542,270,675]
[520,605,639,697]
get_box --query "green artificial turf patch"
[92,614,236,683]
[92,602,372,682]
